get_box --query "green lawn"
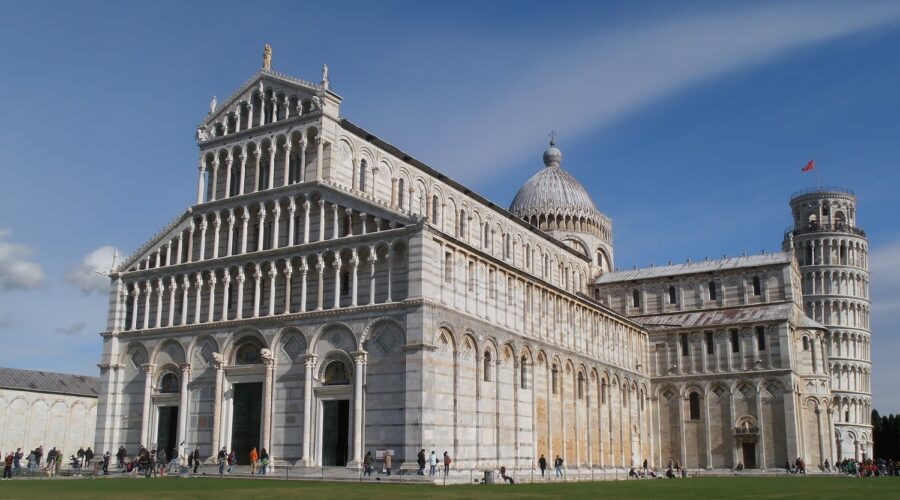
[0,476,898,499]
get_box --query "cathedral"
[94,50,872,473]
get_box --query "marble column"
[241,209,250,254]
[301,355,317,465]
[235,270,245,319]
[368,247,377,305]
[193,274,204,324]
[210,159,219,202]
[283,143,292,186]
[212,214,221,259]
[221,274,231,321]
[333,254,342,309]
[316,255,325,311]
[154,279,164,328]
[207,274,217,323]
[350,250,359,307]
[198,217,208,261]
[351,351,367,465]
[224,154,233,199]
[238,150,247,196]
[300,258,309,313]
[130,284,139,330]
[303,201,311,244]
[180,276,190,325]
[261,351,275,464]
[267,264,277,316]
[253,264,262,317]
[257,205,267,252]
[142,282,152,329]
[287,199,296,246]
[283,264,293,314]
[177,364,192,451]
[272,204,281,250]
[140,364,154,446]
[315,137,324,180]
[226,209,236,257]
[210,355,225,457]
[196,163,206,204]
[267,143,276,190]
[318,200,326,242]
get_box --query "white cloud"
[65,245,118,295]
[0,229,45,290]
[415,2,900,182]
[54,321,87,336]
[868,240,900,413]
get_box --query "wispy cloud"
[415,2,900,182]
[65,245,118,295]
[0,228,45,291]
[54,321,88,336]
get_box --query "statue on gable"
[262,43,272,71]
[196,126,209,142]
[209,95,217,114]
[310,94,323,110]
[321,63,329,89]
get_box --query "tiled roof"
[632,302,827,332]
[594,252,792,284]
[0,367,99,398]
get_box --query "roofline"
[593,252,792,285]
[0,385,98,399]
[339,119,591,263]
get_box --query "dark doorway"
[742,442,757,469]
[232,382,263,461]
[156,406,178,460]
[322,400,350,466]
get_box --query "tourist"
[85,447,94,471]
[168,447,178,474]
[499,465,514,484]
[538,454,547,476]
[217,449,225,476]
[784,460,793,473]
[102,451,110,476]
[35,446,43,468]
[443,451,451,476]
[429,450,437,476]
[823,458,831,472]
[26,450,35,473]
[192,448,201,474]
[417,448,426,475]
[117,446,126,469]
[643,458,648,471]
[629,467,639,478]
[227,449,236,474]
[54,450,62,476]
[250,447,259,475]
[554,455,564,477]
[76,447,85,475]
[384,450,392,476]
[666,467,676,478]
[3,452,13,480]
[364,451,374,476]
[13,448,22,476]
[260,448,269,475]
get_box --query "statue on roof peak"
[262,43,272,71]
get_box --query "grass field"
[0,476,898,499]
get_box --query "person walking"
[3,452,13,480]
[417,449,426,475]
[102,451,110,476]
[192,448,201,474]
[13,448,22,476]
[217,448,226,476]
[227,449,235,474]
[429,450,437,476]
[85,447,94,472]
[384,450,392,476]
[443,451,451,476]
[250,447,259,475]
[363,451,374,477]
[54,450,62,476]
[116,446,126,469]
[554,455,564,478]
[538,454,547,477]
[260,448,269,475]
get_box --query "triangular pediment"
[201,70,329,127]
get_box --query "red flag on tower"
[801,160,815,172]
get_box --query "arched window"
[668,286,677,305]
[601,380,607,404]
[459,210,467,239]
[708,281,717,301]
[802,336,810,351]
[632,289,641,308]
[551,365,559,395]
[341,271,349,295]
[483,351,492,382]
[160,372,179,393]
[752,276,761,296]
[483,223,490,248]
[520,356,528,389]
[397,178,405,208]
[689,392,701,420]
[432,195,440,222]
[358,160,367,192]
[577,373,585,400]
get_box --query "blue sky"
[1,1,899,411]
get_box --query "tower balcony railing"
[790,186,856,199]
[784,223,866,239]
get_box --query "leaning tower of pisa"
[785,188,872,461]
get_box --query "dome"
[509,140,600,220]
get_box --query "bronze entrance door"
[322,400,350,466]
[742,442,757,468]
[231,382,263,461]
[156,406,179,460]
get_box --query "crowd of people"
[835,458,900,477]
[1,445,112,479]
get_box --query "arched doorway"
[318,353,353,466]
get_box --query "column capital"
[267,265,278,279]
[214,213,222,228]
[352,351,368,365]
[283,265,294,278]
[199,218,208,232]
[236,269,246,284]
[303,200,311,211]
[141,363,155,375]
[227,209,236,225]
[212,352,225,370]
[222,272,231,285]
[304,354,318,367]
[272,204,282,217]
[180,363,193,375]
[194,274,204,287]
[288,198,297,213]
[241,207,251,222]
[318,199,325,207]
[253,263,262,280]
